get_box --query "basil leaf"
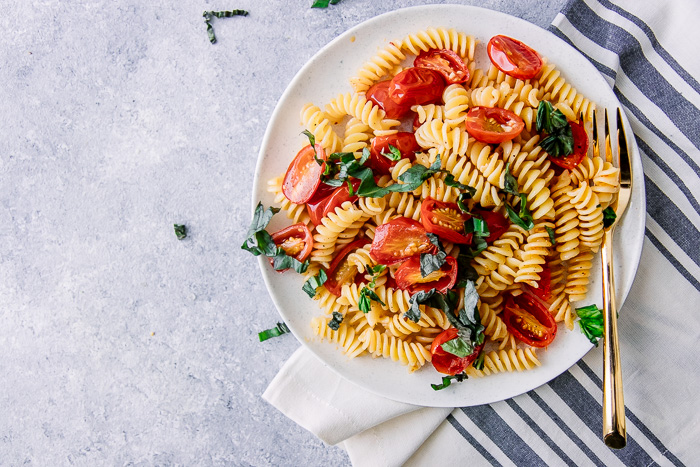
[302,270,327,298]
[551,108,569,131]
[603,206,617,228]
[546,226,557,245]
[536,101,553,133]
[353,156,443,198]
[576,304,604,346]
[473,351,485,371]
[420,251,447,277]
[441,337,472,358]
[272,250,309,274]
[243,202,280,240]
[504,195,534,231]
[503,163,519,196]
[444,174,470,191]
[174,224,187,240]
[358,287,385,313]
[405,289,437,323]
[461,281,480,324]
[370,264,387,275]
[541,123,574,157]
[455,253,479,288]
[311,0,340,7]
[456,191,475,213]
[465,217,489,238]
[328,311,344,330]
[431,372,467,391]
[203,10,249,44]
[382,144,402,161]
[258,322,290,342]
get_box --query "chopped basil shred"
[444,174,471,191]
[503,163,519,196]
[241,202,309,273]
[311,0,341,8]
[473,352,486,371]
[420,233,447,277]
[258,322,290,342]
[441,280,485,357]
[327,311,344,330]
[431,372,467,391]
[382,144,402,161]
[536,101,575,157]
[174,224,187,240]
[358,266,386,313]
[505,193,535,231]
[302,130,325,166]
[576,304,604,345]
[546,226,557,245]
[302,270,327,298]
[603,206,617,228]
[203,10,248,44]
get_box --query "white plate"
[252,5,645,407]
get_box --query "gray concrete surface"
[0,0,566,465]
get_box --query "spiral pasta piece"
[479,301,510,344]
[314,286,348,315]
[373,285,412,314]
[347,243,376,274]
[310,201,368,267]
[413,173,460,203]
[350,41,406,93]
[267,175,312,225]
[564,250,595,302]
[360,328,432,372]
[412,104,446,127]
[536,60,595,121]
[514,221,554,287]
[466,347,541,377]
[470,85,500,107]
[550,172,581,261]
[415,119,470,157]
[440,148,500,207]
[311,317,367,358]
[399,27,477,60]
[386,191,422,221]
[505,149,555,219]
[442,84,470,128]
[569,182,604,251]
[325,92,399,132]
[341,118,373,154]
[300,103,342,154]
[549,291,575,330]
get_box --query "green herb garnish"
[174,224,187,240]
[311,0,341,7]
[358,265,386,313]
[505,193,535,231]
[302,270,327,298]
[382,144,402,162]
[503,162,519,196]
[444,174,471,191]
[328,311,344,330]
[441,280,485,357]
[603,206,617,228]
[546,226,557,245]
[203,10,248,44]
[420,233,447,277]
[473,352,485,371]
[302,130,326,166]
[576,304,604,345]
[241,202,309,273]
[258,322,290,342]
[431,372,467,391]
[536,101,575,158]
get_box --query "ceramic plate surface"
[252,5,645,407]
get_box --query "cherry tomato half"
[306,180,360,226]
[503,293,557,347]
[465,107,525,144]
[414,48,470,85]
[269,223,314,271]
[430,328,484,375]
[367,133,420,175]
[324,237,371,296]
[388,68,446,108]
[420,198,472,244]
[470,208,510,243]
[526,265,552,301]
[487,35,543,80]
[395,255,458,294]
[369,217,436,265]
[548,120,589,170]
[366,80,412,120]
[282,144,326,204]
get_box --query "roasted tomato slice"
[548,120,589,170]
[487,35,543,80]
[471,208,510,243]
[420,198,472,244]
[324,237,371,296]
[306,180,361,225]
[367,132,420,175]
[387,68,446,108]
[414,48,470,84]
[503,293,557,347]
[282,144,326,204]
[430,328,484,375]
[465,107,525,144]
[369,217,436,265]
[269,223,314,271]
[394,255,458,294]
[366,80,412,119]
[526,265,552,301]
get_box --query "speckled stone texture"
[0,0,565,465]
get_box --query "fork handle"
[601,227,627,449]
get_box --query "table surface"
[1,0,566,464]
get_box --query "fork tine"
[592,110,600,160]
[616,108,632,190]
[604,109,613,163]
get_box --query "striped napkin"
[263,0,699,465]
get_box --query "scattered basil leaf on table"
[174,224,187,240]
[258,322,290,342]
[576,304,604,345]
[203,10,248,44]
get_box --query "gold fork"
[592,109,632,449]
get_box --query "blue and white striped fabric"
[264,0,699,465]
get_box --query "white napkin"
[263,0,700,464]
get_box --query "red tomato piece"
[394,255,457,294]
[465,107,525,144]
[414,48,470,84]
[526,265,552,301]
[387,68,446,108]
[324,237,371,296]
[430,328,484,375]
[503,294,557,347]
[487,35,543,80]
[366,132,420,175]
[282,144,326,204]
[306,180,360,226]
[470,208,510,243]
[369,217,436,265]
[420,198,472,244]
[366,80,412,120]
[548,120,589,170]
[269,223,314,271]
